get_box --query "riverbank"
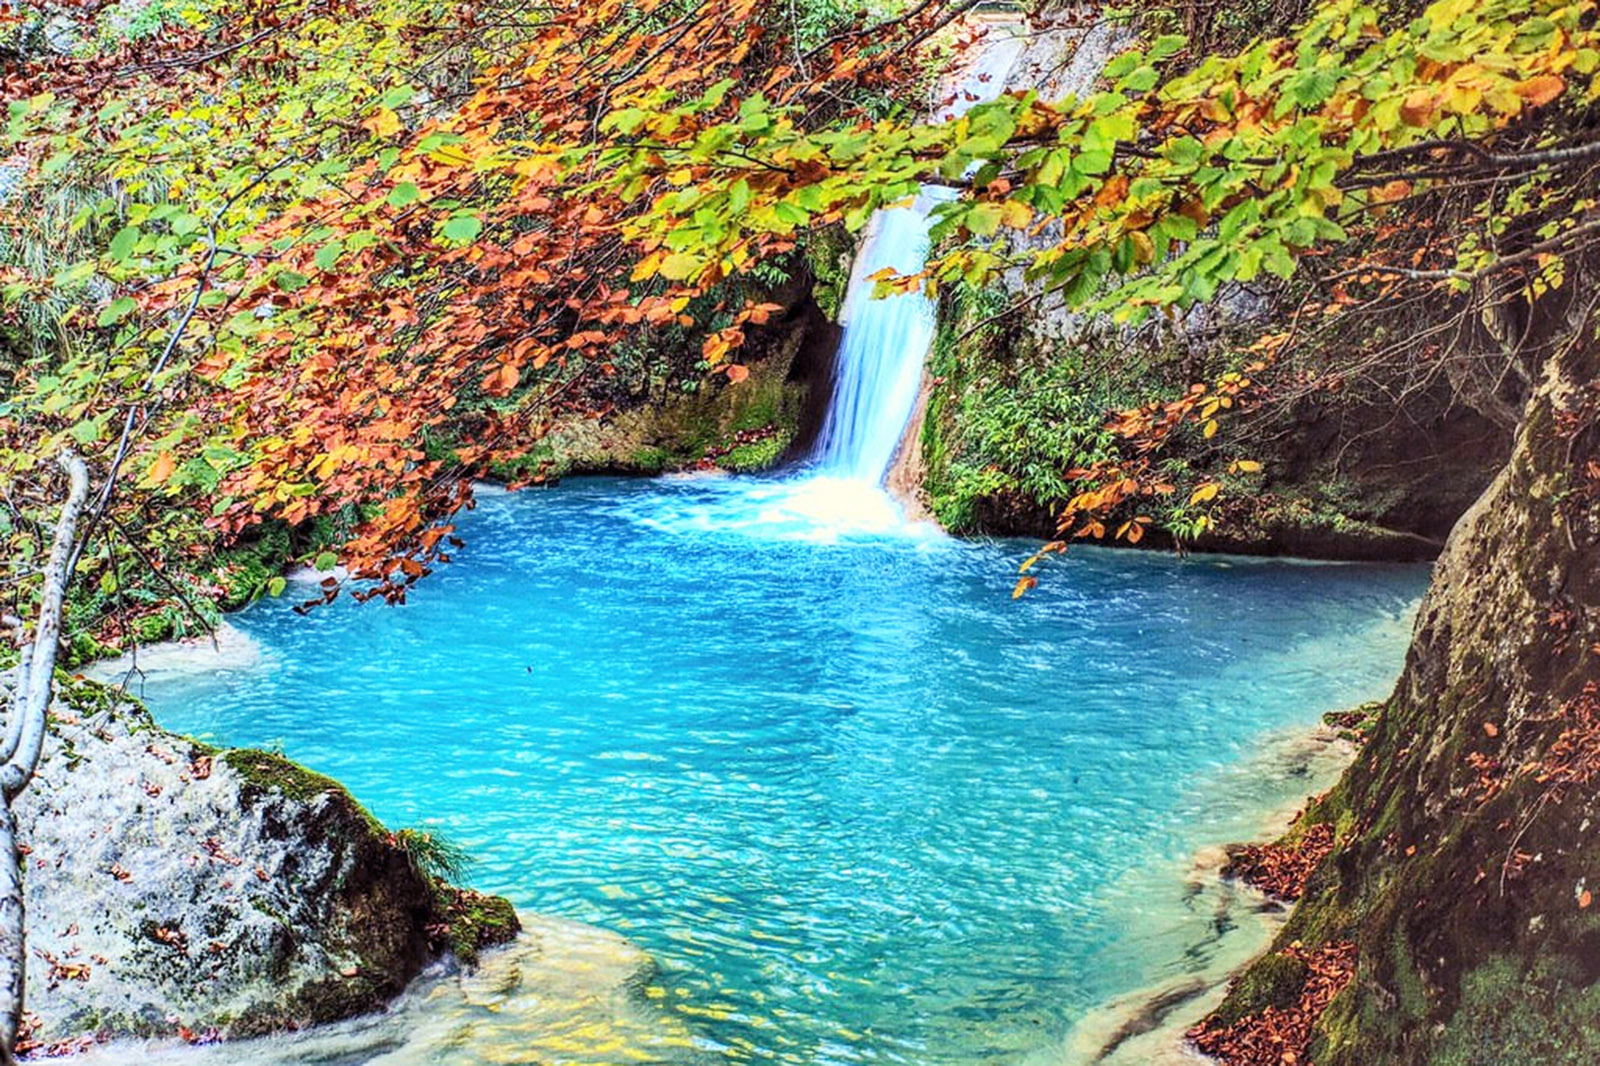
[1058,724,1363,1066]
[64,914,689,1065]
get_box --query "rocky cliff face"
[1193,324,1600,1062]
[915,272,1510,559]
[13,679,517,1049]
[511,271,838,481]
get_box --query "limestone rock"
[72,914,698,1065]
[13,679,516,1044]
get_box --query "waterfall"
[807,20,1027,488]
[810,188,953,485]
[620,18,1039,541]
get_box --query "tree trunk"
[0,453,89,1064]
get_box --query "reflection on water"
[120,477,1428,1065]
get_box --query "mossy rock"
[18,676,522,1046]
[718,434,789,472]
[1211,950,1310,1027]
[223,747,353,806]
[432,885,521,966]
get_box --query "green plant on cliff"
[925,339,1132,531]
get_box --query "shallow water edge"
[76,633,1361,1066]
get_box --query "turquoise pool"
[131,475,1429,1066]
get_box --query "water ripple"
[130,477,1429,1066]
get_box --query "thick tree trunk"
[0,454,89,1064]
[1193,304,1600,1064]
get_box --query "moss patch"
[430,885,521,966]
[222,748,350,806]
[1211,950,1311,1027]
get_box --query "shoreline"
[81,620,264,692]
[66,913,688,1065]
[1055,723,1358,1066]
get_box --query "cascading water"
[624,23,1027,540]
[808,189,951,485]
[807,20,1026,489]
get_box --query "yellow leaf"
[1202,418,1219,439]
[1190,482,1221,505]
[1000,200,1034,228]
[659,253,702,281]
[364,108,402,137]
[1012,576,1038,600]
[1129,231,1155,265]
[1235,459,1263,473]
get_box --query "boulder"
[11,678,516,1046]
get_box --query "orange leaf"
[1371,179,1412,205]
[1514,75,1565,108]
[1399,90,1435,126]
[483,364,519,394]
[147,452,177,485]
[725,364,749,384]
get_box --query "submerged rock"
[71,914,699,1065]
[13,678,517,1046]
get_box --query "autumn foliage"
[1,0,1596,621]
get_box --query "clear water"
[127,476,1429,1066]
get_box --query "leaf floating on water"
[1012,576,1038,600]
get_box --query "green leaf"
[314,551,340,571]
[314,240,344,271]
[380,84,416,108]
[266,576,287,598]
[966,203,1003,237]
[1149,35,1188,61]
[108,225,140,263]
[605,109,648,135]
[1120,66,1159,93]
[1287,67,1341,108]
[441,215,483,243]
[1102,51,1143,79]
[96,296,136,327]
[387,182,421,208]
[1075,149,1112,176]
